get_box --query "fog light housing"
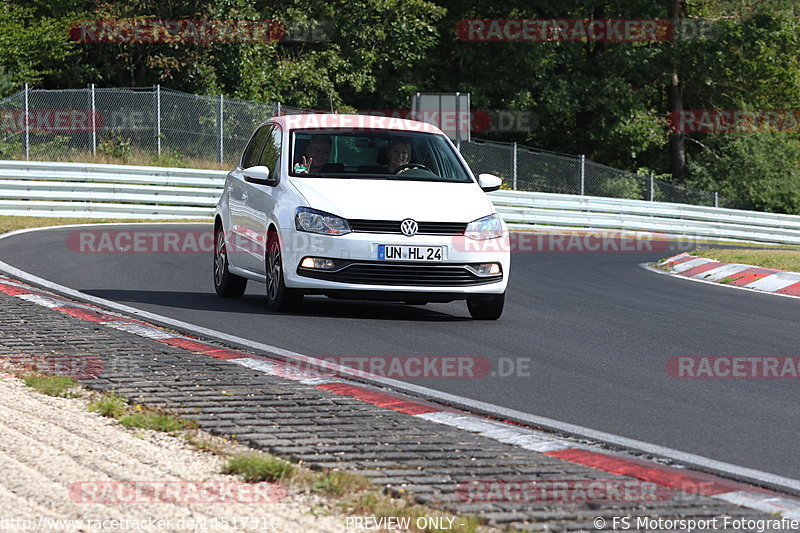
[475,263,501,275]
[300,257,336,270]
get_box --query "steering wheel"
[393,163,433,175]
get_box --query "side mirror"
[242,165,277,186]
[478,173,502,192]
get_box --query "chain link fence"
[0,85,308,166]
[0,85,729,207]
[462,138,733,208]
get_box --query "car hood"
[288,177,495,222]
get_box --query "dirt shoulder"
[0,373,343,532]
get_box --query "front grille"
[298,261,502,287]
[348,219,467,235]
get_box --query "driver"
[386,138,411,173]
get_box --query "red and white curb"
[0,274,799,518]
[658,253,800,298]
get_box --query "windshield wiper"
[385,175,454,182]
[293,172,361,178]
[293,172,393,179]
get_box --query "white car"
[213,114,510,319]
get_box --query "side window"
[241,125,272,168]
[260,125,282,179]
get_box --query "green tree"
[688,132,800,213]
[0,2,81,87]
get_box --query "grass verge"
[221,452,485,533]
[223,453,294,482]
[22,373,81,398]
[0,215,210,235]
[9,151,229,171]
[87,392,197,433]
[87,392,128,417]
[9,363,494,532]
[690,248,800,272]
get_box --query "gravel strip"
[0,374,344,532]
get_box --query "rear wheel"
[213,226,247,297]
[266,232,303,311]
[467,292,505,320]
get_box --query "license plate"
[377,244,444,262]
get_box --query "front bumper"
[280,228,509,294]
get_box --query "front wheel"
[466,292,505,320]
[266,232,303,311]
[213,226,247,297]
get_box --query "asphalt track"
[1,224,798,481]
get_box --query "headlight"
[295,207,351,235]
[465,214,503,240]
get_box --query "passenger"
[294,135,332,174]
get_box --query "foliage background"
[0,0,798,212]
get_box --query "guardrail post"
[23,83,29,160]
[218,94,224,164]
[714,192,719,208]
[91,83,96,156]
[512,142,518,190]
[649,173,654,201]
[156,84,161,156]
[277,101,281,116]
[580,154,585,195]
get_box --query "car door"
[242,123,282,275]
[227,124,271,272]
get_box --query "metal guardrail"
[0,160,226,219]
[490,190,800,245]
[1,161,800,244]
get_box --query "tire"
[467,291,505,320]
[213,225,247,297]
[266,232,303,311]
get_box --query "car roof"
[271,114,446,135]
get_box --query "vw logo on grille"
[400,219,418,236]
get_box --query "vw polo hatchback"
[213,114,510,319]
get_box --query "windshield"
[288,128,473,183]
